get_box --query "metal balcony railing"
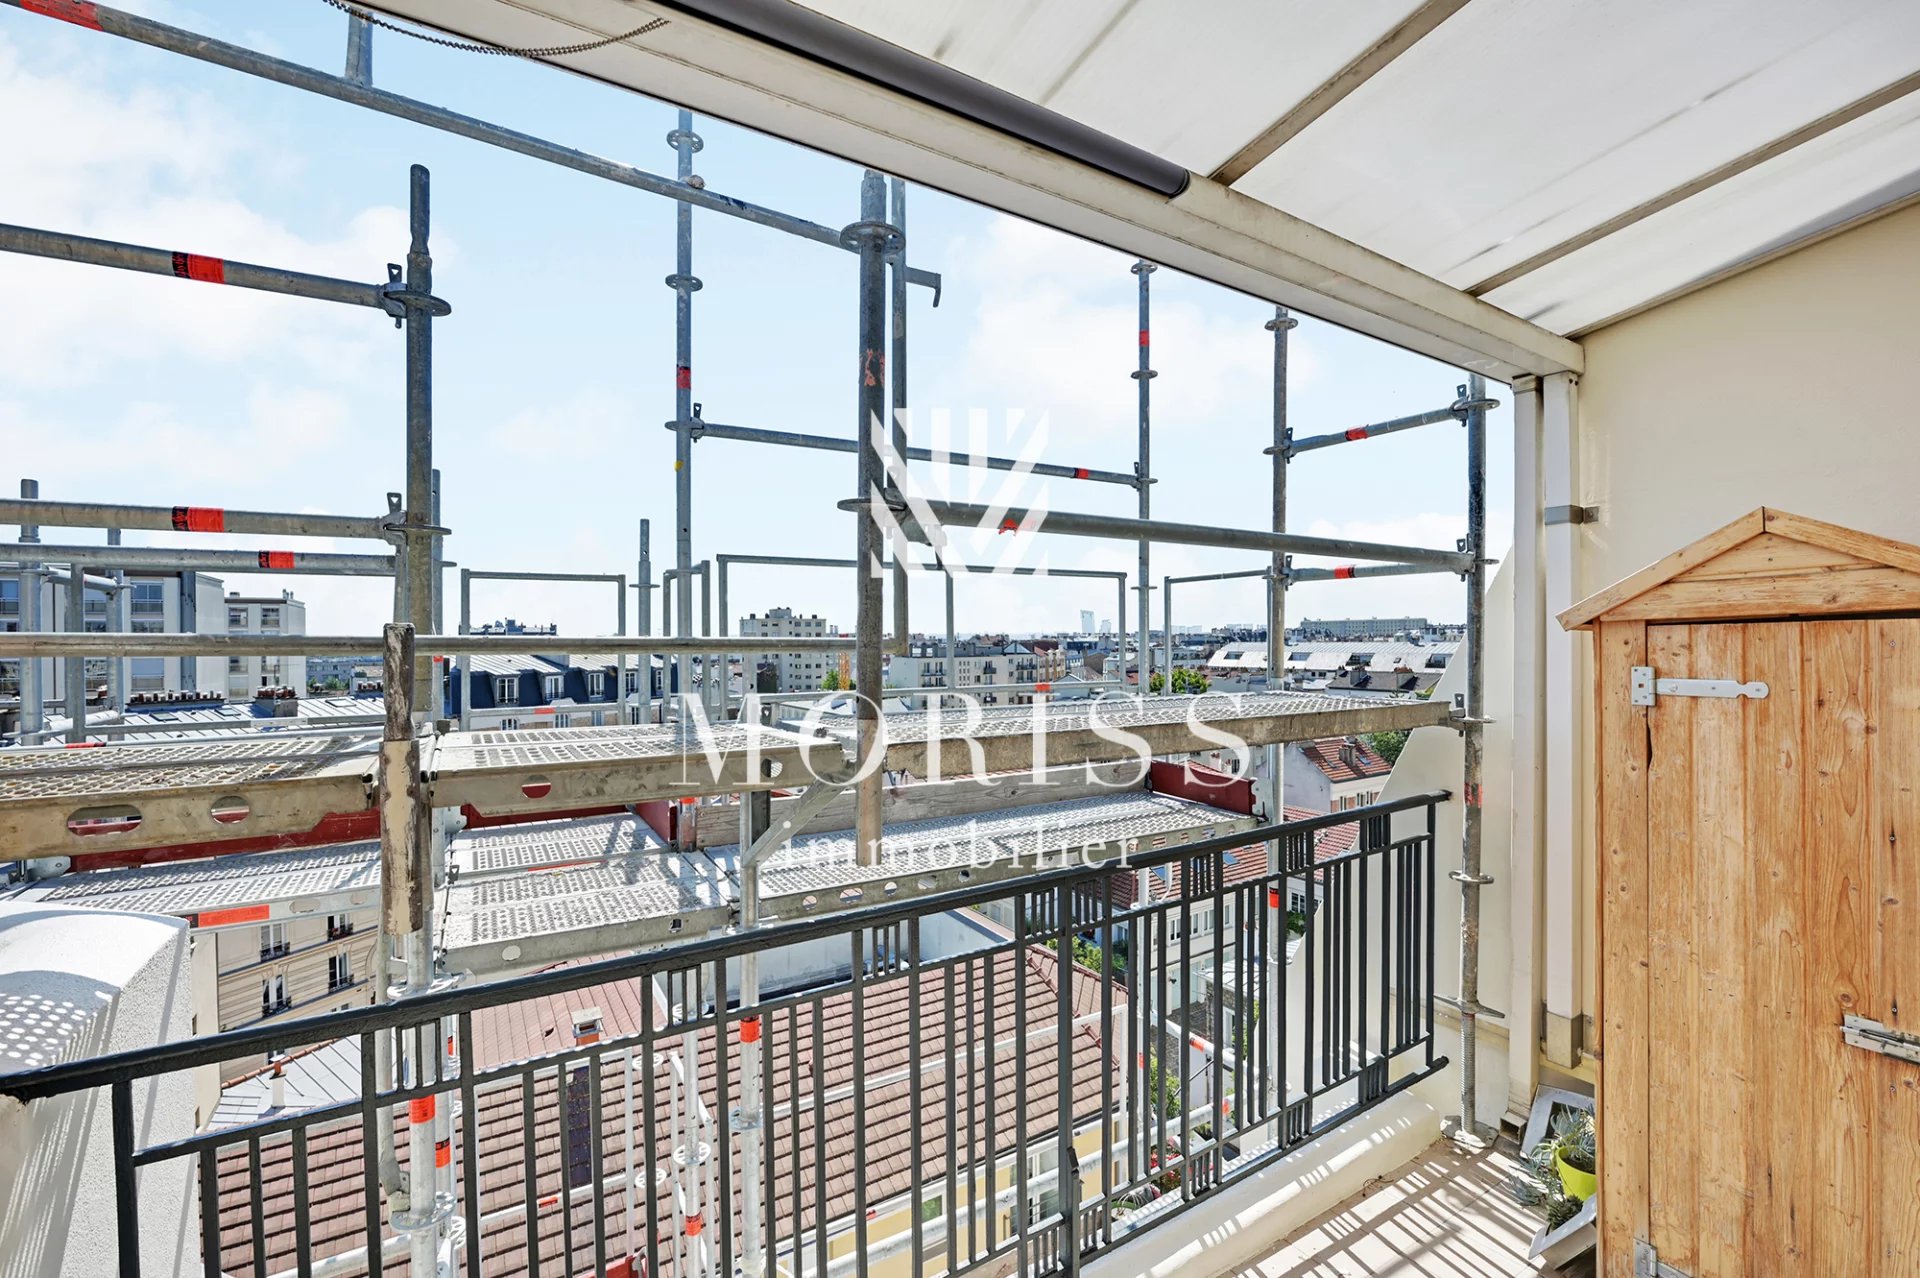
[0,794,1446,1278]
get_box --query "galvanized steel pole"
[1454,372,1495,1144]
[672,420,1138,487]
[1131,261,1155,693]
[401,165,438,712]
[63,566,86,744]
[0,544,401,575]
[107,528,127,713]
[888,176,911,658]
[669,111,701,725]
[16,480,41,744]
[0,223,390,310]
[0,498,388,540]
[637,519,653,723]
[848,172,897,868]
[1263,306,1296,1115]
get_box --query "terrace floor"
[1233,1137,1593,1278]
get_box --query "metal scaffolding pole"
[430,469,444,719]
[0,223,394,311]
[63,566,85,745]
[0,498,389,541]
[1283,405,1462,456]
[1262,306,1296,1116]
[670,420,1139,488]
[889,176,910,658]
[1285,562,1454,584]
[106,528,127,714]
[399,164,440,713]
[848,171,897,869]
[1161,566,1270,685]
[871,498,1474,571]
[0,544,401,575]
[15,480,42,744]
[0,0,941,294]
[1131,260,1155,692]
[1454,372,1496,1145]
[670,110,701,727]
[637,519,654,723]
[455,570,629,731]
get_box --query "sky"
[0,0,1513,641]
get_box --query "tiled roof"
[212,948,1122,1276]
[1108,807,1358,906]
[1296,737,1392,784]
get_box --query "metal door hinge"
[1629,666,1768,707]
[1634,1239,1694,1278]
[1842,1014,1920,1064]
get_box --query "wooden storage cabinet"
[1562,509,1920,1278]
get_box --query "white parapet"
[0,902,198,1277]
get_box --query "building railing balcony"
[0,794,1445,1278]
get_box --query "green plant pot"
[1556,1151,1596,1202]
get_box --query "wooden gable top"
[1559,508,1920,630]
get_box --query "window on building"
[229,657,245,675]
[259,923,289,961]
[495,676,519,706]
[228,607,247,630]
[261,975,290,1017]
[326,914,354,940]
[498,716,519,731]
[131,581,164,615]
[586,671,605,698]
[543,674,563,701]
[258,606,281,630]
[328,952,353,992]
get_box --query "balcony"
[0,796,1473,1278]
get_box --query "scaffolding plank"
[440,846,729,978]
[0,735,375,858]
[706,790,1258,923]
[9,839,382,926]
[426,723,849,817]
[448,813,668,878]
[805,690,1453,778]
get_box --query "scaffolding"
[0,1,1508,1271]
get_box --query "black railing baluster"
[523,1071,541,1278]
[713,992,732,1278]
[763,1004,779,1274]
[247,1133,266,1278]
[1098,881,1115,1247]
[1054,881,1078,1273]
[909,916,925,1277]
[811,1000,827,1278]
[111,1080,140,1278]
[458,1012,482,1278]
[946,957,960,1275]
[640,998,657,1278]
[1012,891,1029,1278]
[198,1147,222,1278]
[359,1033,384,1278]
[984,950,997,1259]
[291,1126,314,1278]
[850,929,868,1276]
[589,1050,608,1278]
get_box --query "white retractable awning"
[364,0,1920,377]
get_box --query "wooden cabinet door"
[1598,618,1920,1277]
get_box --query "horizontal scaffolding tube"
[677,420,1138,487]
[872,498,1474,571]
[0,544,400,576]
[1284,403,1478,457]
[0,499,389,541]
[1286,562,1456,583]
[0,223,389,310]
[1165,567,1270,587]
[0,633,855,658]
[461,570,622,584]
[0,0,938,294]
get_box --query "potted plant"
[1531,1109,1597,1201]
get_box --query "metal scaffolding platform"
[0,734,376,854]
[708,789,1257,921]
[424,722,850,818]
[439,845,728,978]
[14,839,380,927]
[446,812,667,878]
[806,689,1454,778]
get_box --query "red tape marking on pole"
[1137,329,1149,347]
[435,1139,451,1168]
[169,252,226,285]
[195,903,271,928]
[258,551,295,570]
[171,506,225,533]
[1334,566,1356,580]
[22,1,102,29]
[738,1015,761,1044]
[1344,427,1369,441]
[675,367,692,390]
[409,1096,435,1123]
[1267,888,1281,909]
[1073,467,1090,479]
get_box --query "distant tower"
[1080,610,1094,633]
[1100,619,1112,635]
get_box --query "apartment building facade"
[221,590,306,698]
[740,606,840,692]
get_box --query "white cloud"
[931,215,1320,445]
[0,36,402,390]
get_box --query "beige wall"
[1567,199,1920,1019]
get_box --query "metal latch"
[1842,1014,1920,1065]
[1629,666,1768,707]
